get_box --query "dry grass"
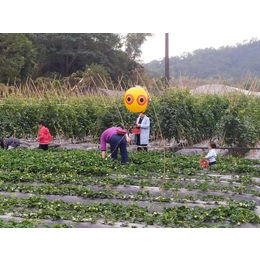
[0,71,260,100]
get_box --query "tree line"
[144,38,260,79]
[0,33,152,85]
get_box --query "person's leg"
[39,144,48,150]
[109,135,119,160]
[138,145,148,152]
[136,134,140,146]
[208,161,216,169]
[136,134,140,151]
[141,144,148,152]
[119,136,129,163]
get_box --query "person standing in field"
[37,120,53,150]
[135,112,150,151]
[0,138,21,150]
[100,127,130,163]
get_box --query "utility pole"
[165,33,169,87]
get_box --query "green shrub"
[0,90,259,148]
[158,90,228,143]
[217,94,259,148]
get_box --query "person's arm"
[136,117,140,127]
[139,117,150,129]
[45,128,51,138]
[100,132,107,159]
[38,129,44,142]
[205,150,213,160]
[125,134,130,143]
[46,128,53,141]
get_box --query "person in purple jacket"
[100,127,130,163]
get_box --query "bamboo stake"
[134,70,167,194]
[150,101,166,196]
[53,124,63,148]
[97,74,126,129]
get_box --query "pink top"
[100,127,125,151]
[38,127,52,144]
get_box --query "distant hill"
[144,38,260,79]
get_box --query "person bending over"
[101,127,130,163]
[0,138,21,150]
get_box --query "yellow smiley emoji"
[124,86,149,113]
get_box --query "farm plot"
[0,149,260,228]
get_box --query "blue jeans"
[109,134,129,163]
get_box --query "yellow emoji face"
[124,87,149,113]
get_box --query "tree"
[0,33,35,83]
[30,33,123,77]
[0,33,152,85]
[125,33,153,60]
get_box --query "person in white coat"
[135,112,150,151]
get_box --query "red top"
[38,127,52,144]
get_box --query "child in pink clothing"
[38,120,53,150]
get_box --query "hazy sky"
[3,0,260,66]
[141,32,260,64]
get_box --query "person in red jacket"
[37,120,53,150]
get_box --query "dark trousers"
[39,144,48,150]
[209,161,216,167]
[110,134,129,163]
[136,134,148,152]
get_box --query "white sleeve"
[140,117,150,129]
[205,150,213,159]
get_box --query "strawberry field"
[1,149,260,228]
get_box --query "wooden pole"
[165,33,169,87]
